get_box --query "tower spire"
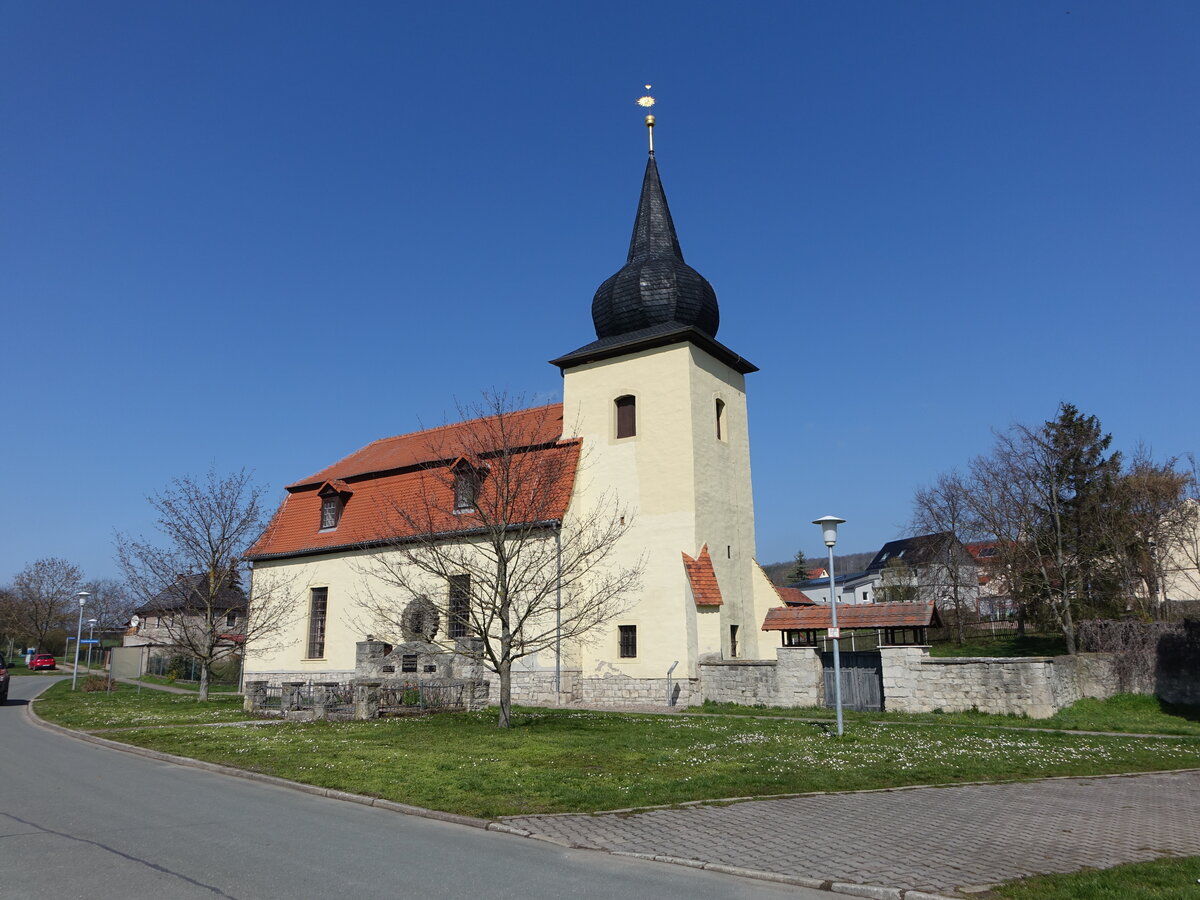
[636,85,656,154]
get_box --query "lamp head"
[812,515,846,548]
[77,590,90,606]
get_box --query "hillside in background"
[761,551,877,587]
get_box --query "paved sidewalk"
[505,771,1200,897]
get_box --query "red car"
[29,654,57,671]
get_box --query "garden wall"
[879,647,1120,718]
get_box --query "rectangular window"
[618,624,637,658]
[715,398,726,440]
[730,624,739,658]
[306,588,328,658]
[320,495,341,529]
[225,610,237,628]
[448,574,471,639]
[615,395,636,439]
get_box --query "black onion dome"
[591,153,720,340]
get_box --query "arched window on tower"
[715,398,726,440]
[615,395,636,439]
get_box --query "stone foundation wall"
[575,674,700,706]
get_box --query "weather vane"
[637,84,656,152]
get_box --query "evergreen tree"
[784,549,810,584]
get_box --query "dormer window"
[452,460,483,513]
[615,395,636,439]
[317,481,351,531]
[320,495,342,529]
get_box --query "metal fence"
[379,681,466,714]
[145,652,241,686]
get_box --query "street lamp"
[813,516,846,736]
[72,591,89,690]
[86,618,98,671]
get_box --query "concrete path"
[505,770,1200,897]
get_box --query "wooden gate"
[820,650,884,712]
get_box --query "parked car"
[29,654,57,671]
[0,655,8,703]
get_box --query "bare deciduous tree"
[81,577,136,634]
[118,468,297,700]
[6,558,84,654]
[912,474,982,643]
[357,395,643,728]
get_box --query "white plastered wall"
[561,340,764,679]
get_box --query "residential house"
[124,573,247,677]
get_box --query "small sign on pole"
[827,627,840,638]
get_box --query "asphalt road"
[0,676,822,899]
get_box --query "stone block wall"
[699,648,823,708]
[575,674,700,706]
[880,647,1120,719]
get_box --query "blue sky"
[2,1,1197,583]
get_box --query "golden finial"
[637,84,656,152]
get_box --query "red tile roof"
[682,545,723,606]
[247,404,579,560]
[761,601,940,631]
[777,586,816,606]
[290,404,566,488]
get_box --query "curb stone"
[18,693,1009,900]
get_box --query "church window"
[715,398,726,440]
[448,574,471,639]
[615,395,636,439]
[453,462,482,513]
[320,495,342,530]
[730,624,739,658]
[306,588,328,658]
[618,625,637,658]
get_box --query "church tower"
[551,105,778,689]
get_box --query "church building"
[244,112,784,705]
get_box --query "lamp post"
[86,618,98,671]
[813,516,846,736]
[72,591,89,690]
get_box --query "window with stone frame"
[715,398,726,440]
[448,574,471,639]
[615,395,636,439]
[618,624,637,658]
[307,588,328,658]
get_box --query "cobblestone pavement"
[505,771,1200,896]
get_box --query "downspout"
[555,523,562,701]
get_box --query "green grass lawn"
[30,683,1200,819]
[133,673,241,693]
[34,680,252,728]
[928,632,1068,657]
[698,692,1200,737]
[993,856,1200,899]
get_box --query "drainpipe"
[666,660,679,707]
[554,524,562,699]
